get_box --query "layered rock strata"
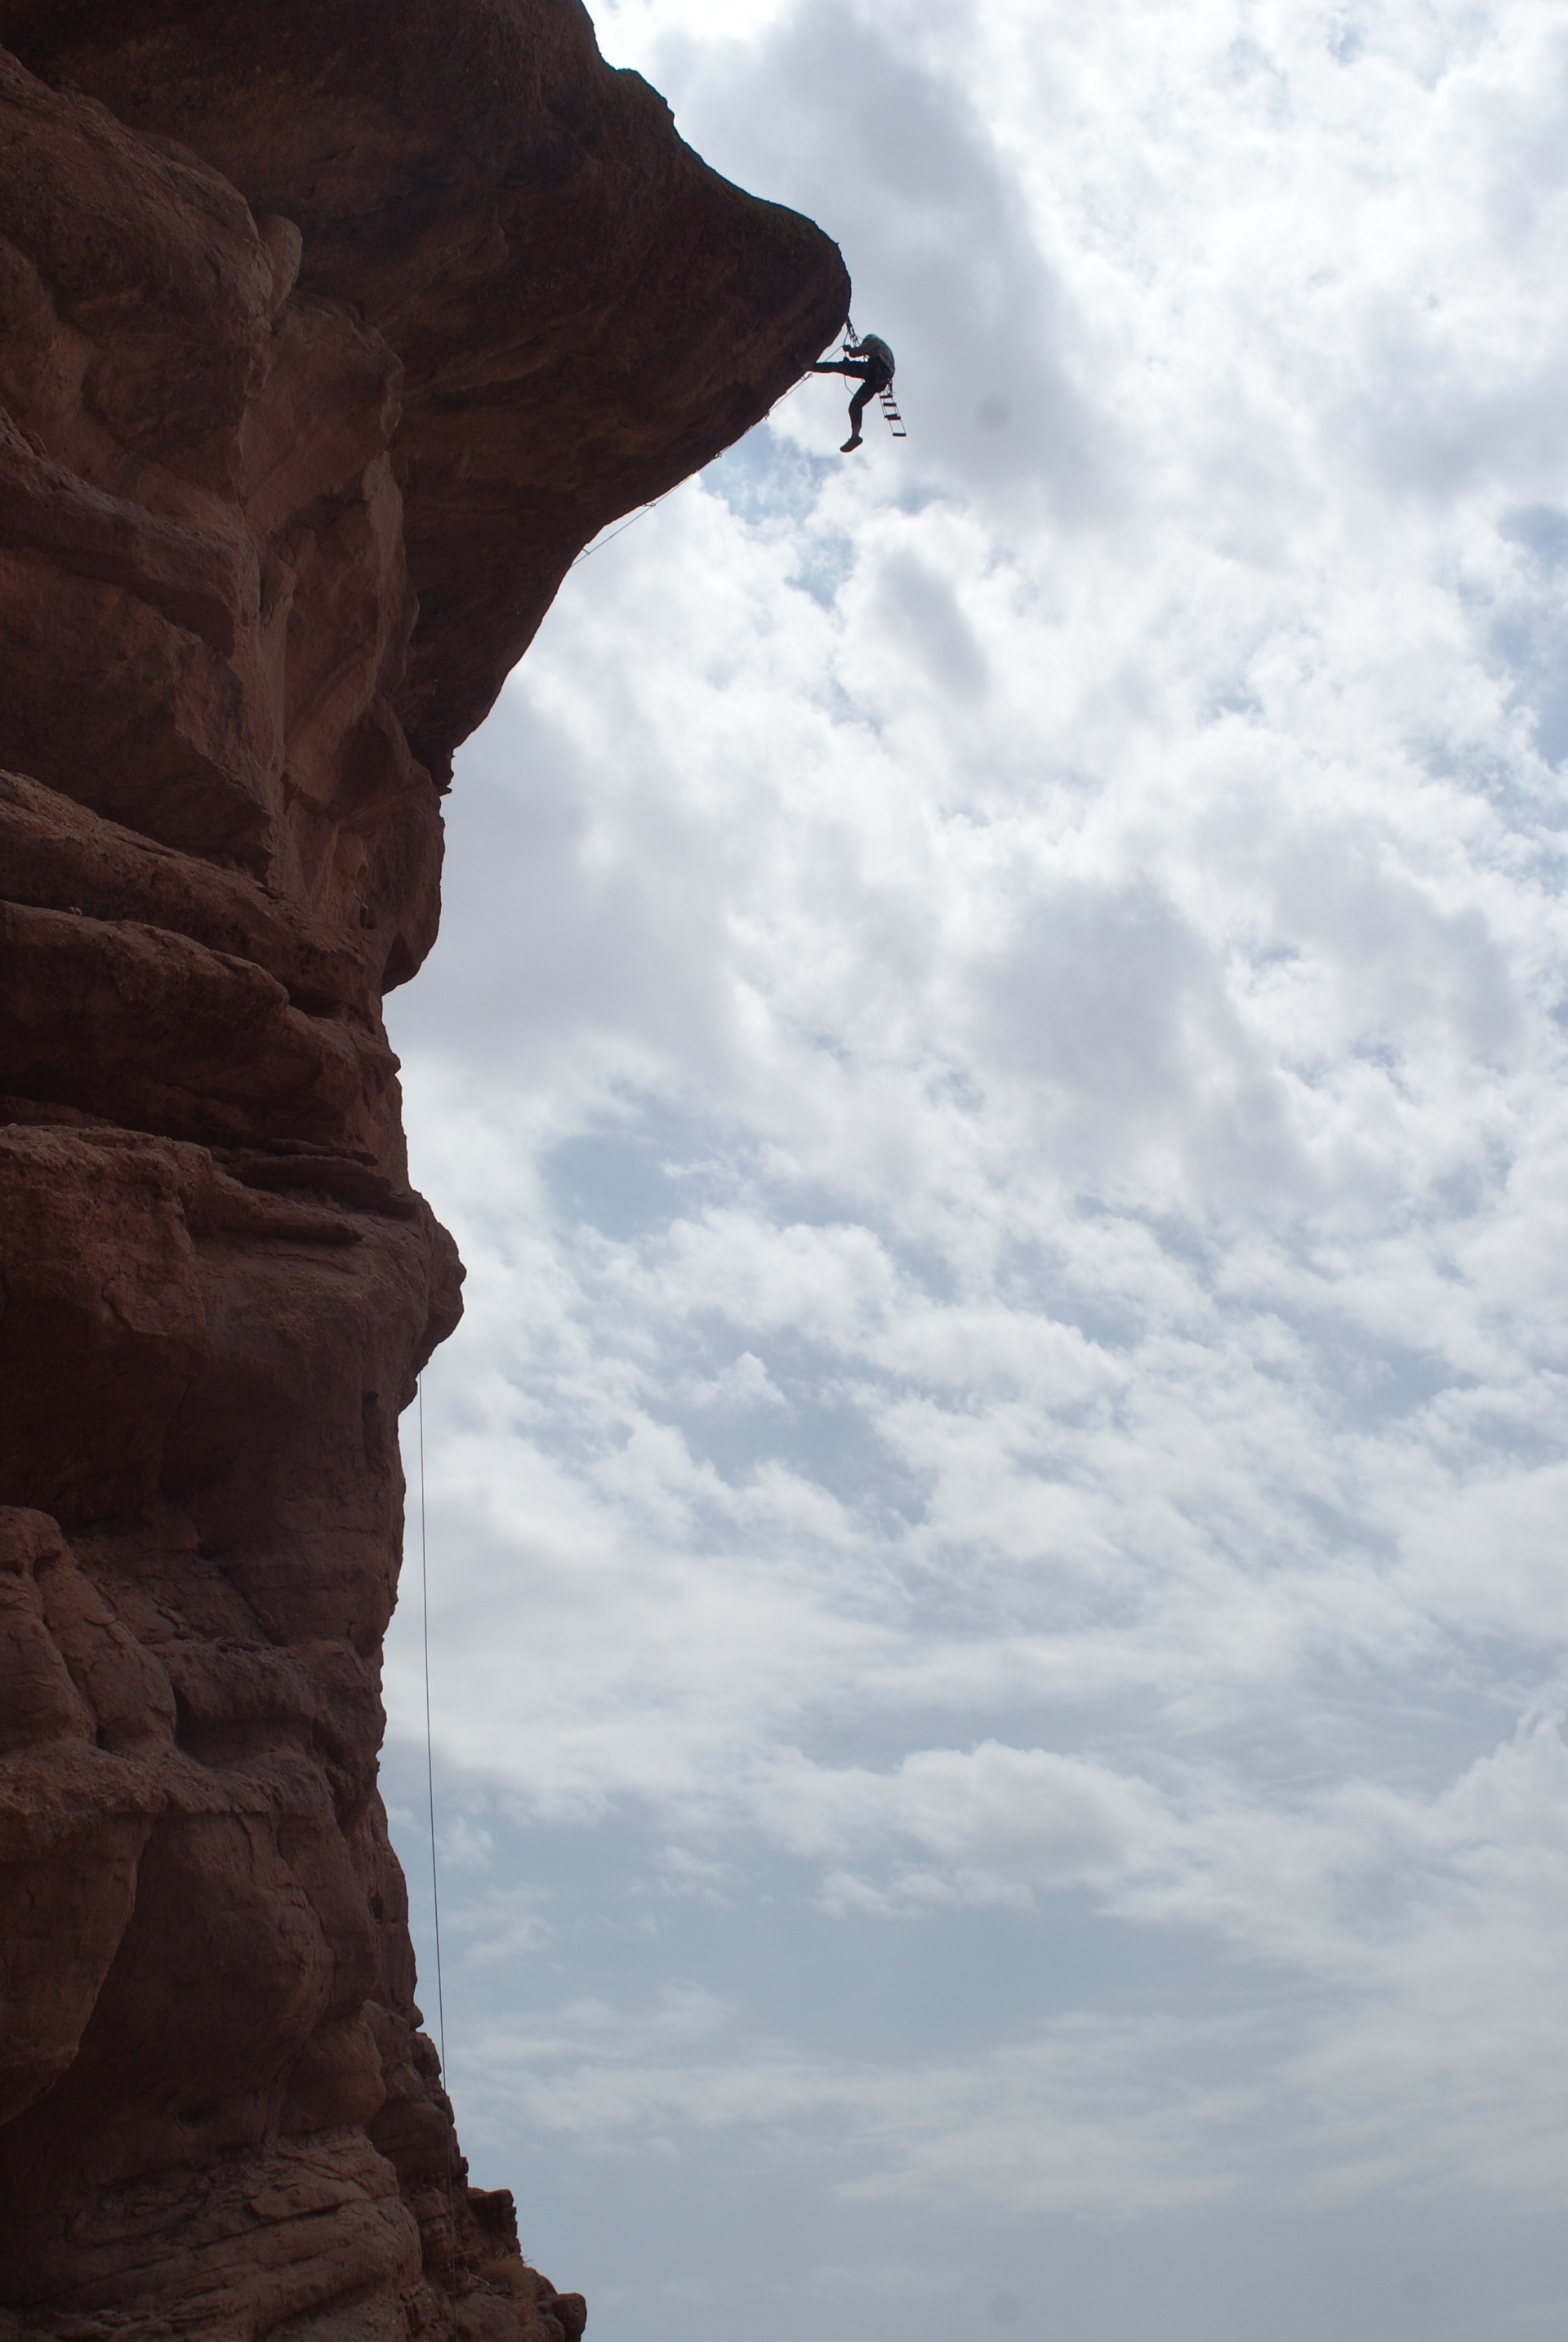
[0,7,848,2333]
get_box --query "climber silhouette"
[811,332,895,452]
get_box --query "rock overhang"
[0,5,845,2331]
[0,0,851,779]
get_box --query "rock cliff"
[0,6,848,2332]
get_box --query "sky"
[381,3,1568,2336]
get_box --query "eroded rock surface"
[0,7,847,2331]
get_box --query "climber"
[811,332,895,452]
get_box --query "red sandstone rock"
[0,5,849,2331]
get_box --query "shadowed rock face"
[0,7,848,2333]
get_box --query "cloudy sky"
[381,3,1568,2336]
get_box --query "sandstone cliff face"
[0,8,848,2332]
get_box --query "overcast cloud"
[384,3,1568,2336]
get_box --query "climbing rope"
[416,1379,460,2329]
[568,492,671,569]
[569,319,906,577]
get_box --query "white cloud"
[385,0,1568,2330]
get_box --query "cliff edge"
[0,4,848,2332]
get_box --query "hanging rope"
[417,1379,459,2328]
[568,492,671,569]
[570,322,880,577]
[569,319,871,572]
